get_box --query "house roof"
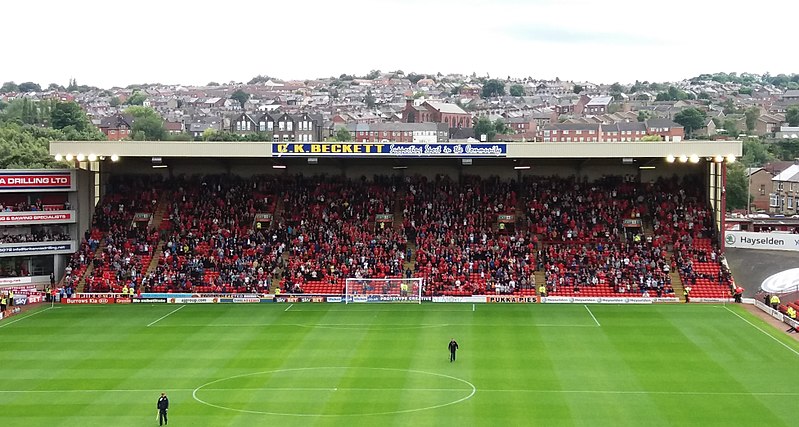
[425,102,468,115]
[543,123,601,131]
[586,96,613,106]
[783,89,799,98]
[645,118,683,129]
[773,164,799,182]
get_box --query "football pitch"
[2,303,798,426]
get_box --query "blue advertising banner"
[0,242,73,256]
[272,143,507,157]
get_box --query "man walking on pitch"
[157,392,169,425]
[448,338,459,362]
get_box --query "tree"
[50,102,90,132]
[202,128,217,141]
[364,89,376,108]
[125,106,166,140]
[742,137,774,166]
[17,82,42,92]
[722,118,739,137]
[640,135,662,141]
[509,84,525,97]
[473,117,497,141]
[673,108,707,138]
[482,79,505,98]
[610,82,624,93]
[572,84,584,94]
[745,107,760,132]
[494,119,510,135]
[0,81,19,93]
[725,162,749,211]
[109,96,120,107]
[247,75,271,85]
[335,127,352,142]
[365,69,381,80]
[407,73,424,84]
[0,125,65,169]
[637,110,653,122]
[231,90,250,109]
[126,91,147,105]
[787,106,799,127]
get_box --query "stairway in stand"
[665,251,685,301]
[146,195,172,276]
[393,189,406,232]
[77,242,105,292]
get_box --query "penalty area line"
[285,304,293,312]
[146,305,186,327]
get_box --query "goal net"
[344,277,424,304]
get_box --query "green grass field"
[2,302,798,426]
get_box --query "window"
[267,121,274,131]
[563,130,569,135]
[576,130,582,135]
[259,122,266,132]
[279,122,285,131]
[789,197,795,209]
[770,193,779,207]
[287,121,293,131]
[778,182,784,191]
[760,185,766,195]
[589,130,595,135]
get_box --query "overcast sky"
[2,0,796,88]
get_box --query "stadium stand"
[70,173,731,298]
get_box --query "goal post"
[344,277,424,304]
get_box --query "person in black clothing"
[157,392,169,425]
[448,338,459,362]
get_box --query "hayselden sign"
[724,231,799,252]
[0,210,76,226]
[272,143,507,157]
[0,171,75,192]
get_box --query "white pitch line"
[146,305,185,327]
[144,323,597,328]
[284,304,293,312]
[472,304,475,312]
[0,306,53,328]
[584,305,601,327]
[1,387,797,397]
[723,306,799,358]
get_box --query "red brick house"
[402,100,472,128]
[98,114,135,141]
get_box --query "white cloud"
[1,0,796,88]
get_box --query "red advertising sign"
[0,172,74,192]
[0,212,74,224]
[64,297,116,304]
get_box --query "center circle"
[192,366,476,417]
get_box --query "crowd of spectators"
[55,173,734,298]
[279,175,406,293]
[404,175,535,295]
[0,231,72,244]
[539,241,673,296]
[0,198,70,212]
[144,175,282,293]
